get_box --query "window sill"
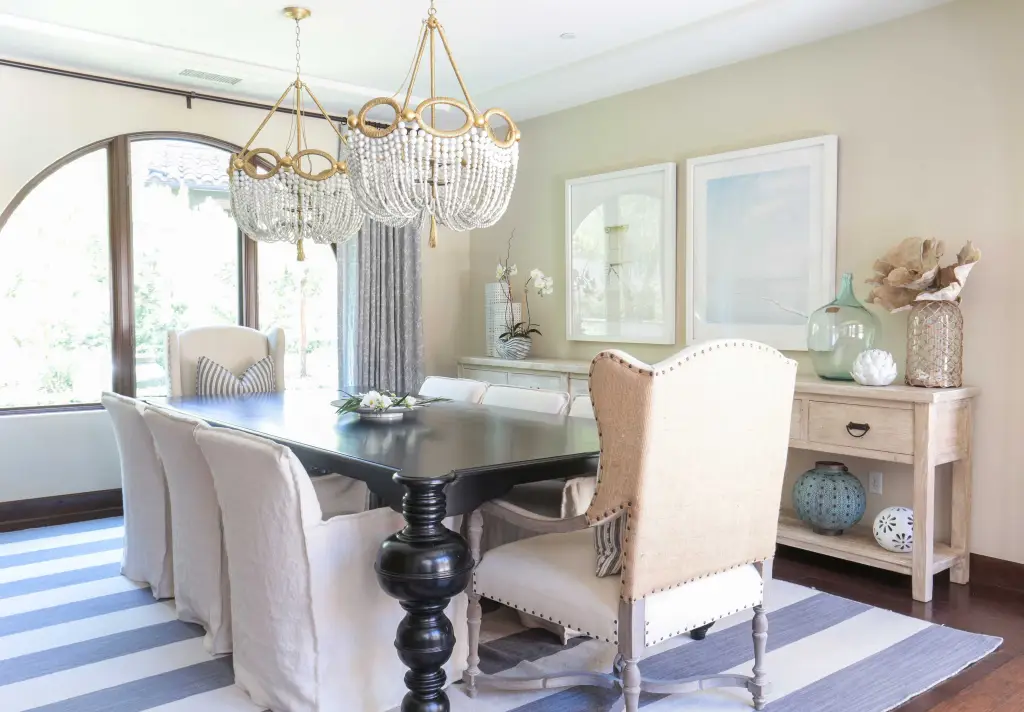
[0,403,104,417]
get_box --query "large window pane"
[0,150,112,407]
[130,139,239,397]
[258,242,338,391]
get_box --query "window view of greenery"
[0,150,112,407]
[130,140,240,397]
[258,241,338,391]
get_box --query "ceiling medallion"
[228,7,365,260]
[345,1,520,247]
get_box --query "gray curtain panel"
[337,219,424,394]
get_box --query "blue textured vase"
[792,461,866,535]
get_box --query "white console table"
[456,355,978,602]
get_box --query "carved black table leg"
[376,474,474,712]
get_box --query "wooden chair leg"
[464,509,484,697]
[750,605,769,710]
[622,658,641,712]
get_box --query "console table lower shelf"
[777,512,960,578]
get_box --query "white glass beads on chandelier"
[228,7,364,259]
[345,3,519,245]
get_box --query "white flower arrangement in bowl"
[331,390,448,422]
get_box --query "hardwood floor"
[775,546,1024,712]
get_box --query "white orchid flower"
[401,395,417,408]
[495,263,505,281]
[360,391,393,411]
[530,268,544,281]
[509,264,518,276]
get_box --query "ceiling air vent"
[179,69,242,86]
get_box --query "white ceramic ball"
[873,506,914,553]
[851,349,898,386]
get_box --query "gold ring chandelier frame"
[228,8,365,259]
[344,3,521,247]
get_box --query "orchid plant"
[496,232,555,342]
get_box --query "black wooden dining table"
[154,388,599,712]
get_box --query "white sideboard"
[455,355,979,603]
[457,356,591,395]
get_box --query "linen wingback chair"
[195,426,468,712]
[101,392,174,599]
[465,341,797,711]
[167,325,285,397]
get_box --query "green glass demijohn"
[807,272,880,380]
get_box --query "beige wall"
[471,0,1024,563]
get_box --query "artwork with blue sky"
[705,166,811,325]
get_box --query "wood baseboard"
[0,489,123,533]
[970,553,1024,595]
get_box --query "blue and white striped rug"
[0,517,1001,711]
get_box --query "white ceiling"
[0,0,951,123]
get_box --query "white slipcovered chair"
[419,376,489,403]
[167,325,285,397]
[141,406,232,654]
[465,341,797,711]
[101,392,174,599]
[479,384,570,414]
[194,425,468,712]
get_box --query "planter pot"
[496,336,532,360]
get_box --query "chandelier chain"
[294,19,302,80]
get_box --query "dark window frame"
[0,131,261,413]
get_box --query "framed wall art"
[685,135,838,351]
[565,163,676,344]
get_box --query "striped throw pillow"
[196,355,276,396]
[594,514,625,577]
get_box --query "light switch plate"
[869,471,884,495]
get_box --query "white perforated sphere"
[873,506,914,553]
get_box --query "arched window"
[0,149,112,407]
[0,132,338,410]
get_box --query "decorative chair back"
[167,325,285,397]
[585,341,796,601]
[480,384,570,415]
[419,376,489,403]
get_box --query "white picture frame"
[565,163,677,344]
[685,135,838,351]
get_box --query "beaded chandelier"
[229,7,364,260]
[345,1,520,247]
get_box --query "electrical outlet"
[869,471,884,495]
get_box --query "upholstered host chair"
[465,341,797,711]
[142,406,232,654]
[167,325,285,397]
[419,375,489,403]
[101,392,174,599]
[195,426,468,712]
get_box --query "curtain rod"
[0,58,365,126]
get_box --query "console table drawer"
[507,372,564,391]
[807,401,914,455]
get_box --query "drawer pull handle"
[846,422,871,438]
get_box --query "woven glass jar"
[905,301,963,388]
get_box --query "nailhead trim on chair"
[647,593,763,646]
[473,587,619,644]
